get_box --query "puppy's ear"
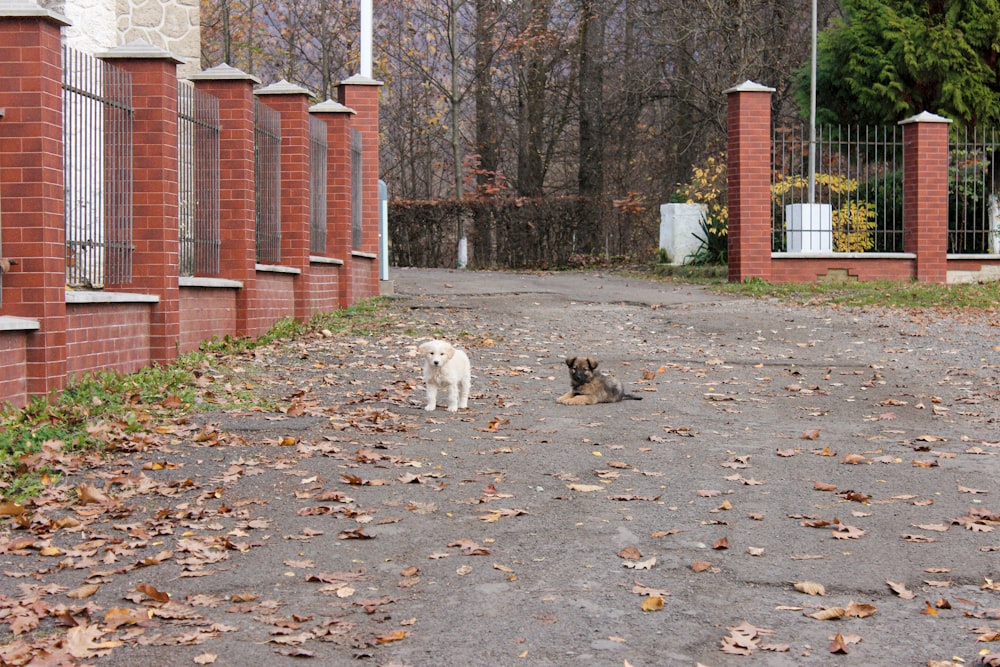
[586,358,598,370]
[565,357,576,368]
[417,342,430,355]
[444,344,455,360]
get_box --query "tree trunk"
[516,0,550,197]
[577,0,605,252]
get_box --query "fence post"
[0,4,70,397]
[309,99,355,309]
[900,111,951,283]
[256,81,313,321]
[187,64,260,336]
[338,74,382,302]
[100,41,183,365]
[725,80,775,283]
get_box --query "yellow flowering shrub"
[676,153,727,237]
[771,173,876,251]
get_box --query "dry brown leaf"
[807,607,846,620]
[829,632,850,654]
[845,601,877,618]
[641,596,664,612]
[618,546,642,560]
[624,557,656,571]
[66,584,100,600]
[136,584,170,603]
[374,630,407,644]
[567,483,604,493]
[66,624,119,658]
[0,502,26,516]
[691,561,713,572]
[793,581,826,596]
[193,654,217,665]
[887,580,916,599]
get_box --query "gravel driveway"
[2,268,998,667]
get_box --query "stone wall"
[38,0,199,75]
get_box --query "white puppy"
[417,339,471,412]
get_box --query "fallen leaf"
[807,607,846,620]
[794,581,826,596]
[136,584,170,603]
[618,546,642,560]
[624,557,656,570]
[829,632,850,654]
[567,484,605,493]
[193,654,217,665]
[845,601,877,618]
[375,630,407,644]
[66,584,100,599]
[641,596,664,612]
[887,581,916,599]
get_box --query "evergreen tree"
[803,0,1000,127]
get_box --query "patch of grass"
[715,278,1000,310]
[642,263,729,283]
[628,261,1000,310]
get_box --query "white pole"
[360,0,373,79]
[808,0,817,203]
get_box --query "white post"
[360,0,373,79]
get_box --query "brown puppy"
[556,357,642,405]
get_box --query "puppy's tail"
[623,393,643,401]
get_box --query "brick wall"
[0,11,383,407]
[252,271,297,333]
[65,303,152,377]
[726,82,1000,285]
[0,331,30,407]
[307,262,342,315]
[179,286,238,353]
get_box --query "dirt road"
[2,268,998,667]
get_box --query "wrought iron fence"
[309,116,328,255]
[62,46,133,288]
[178,82,221,276]
[949,127,1000,255]
[772,125,903,253]
[254,99,282,264]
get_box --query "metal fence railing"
[309,116,328,255]
[254,99,282,264]
[178,82,221,276]
[351,128,363,249]
[772,125,903,253]
[949,127,1000,254]
[62,46,133,288]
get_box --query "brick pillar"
[0,6,70,397]
[256,80,313,321]
[187,64,260,336]
[101,41,182,364]
[310,99,355,308]
[901,111,951,283]
[725,81,775,283]
[338,74,382,301]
